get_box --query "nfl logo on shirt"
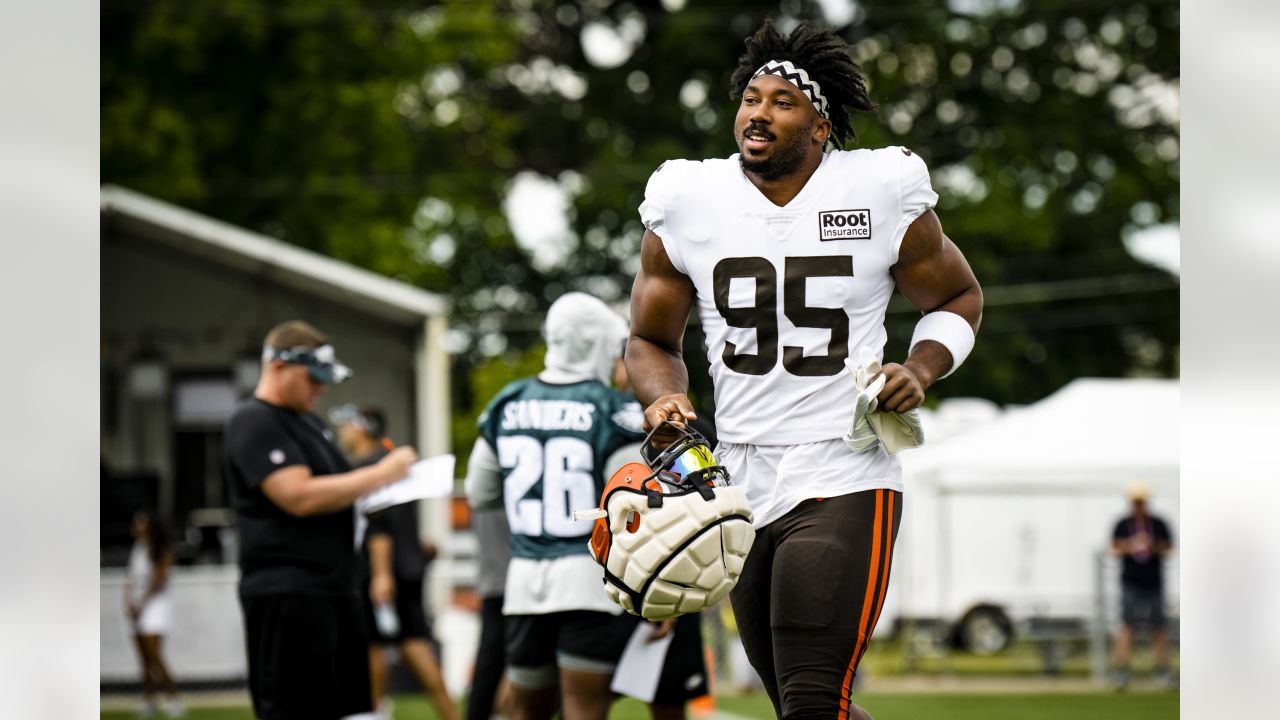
[819,209,872,241]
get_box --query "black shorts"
[361,577,430,645]
[1121,583,1167,630]
[240,593,373,720]
[729,489,902,719]
[618,612,709,706]
[466,596,508,720]
[505,610,635,687]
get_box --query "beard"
[737,120,814,180]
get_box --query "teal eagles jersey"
[478,377,646,560]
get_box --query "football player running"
[464,293,649,720]
[626,20,983,720]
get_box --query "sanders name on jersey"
[501,399,596,432]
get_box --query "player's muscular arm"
[627,229,698,431]
[463,438,503,511]
[260,446,416,517]
[880,209,984,412]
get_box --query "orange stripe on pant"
[856,492,896,669]
[837,489,884,720]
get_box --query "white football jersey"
[639,147,938,447]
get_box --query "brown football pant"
[730,489,902,720]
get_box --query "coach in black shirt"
[225,320,416,719]
[1109,482,1175,689]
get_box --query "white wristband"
[909,311,975,379]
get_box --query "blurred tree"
[102,0,527,296]
[535,0,1180,407]
[103,0,1179,456]
[452,342,547,477]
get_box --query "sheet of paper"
[354,512,368,549]
[610,620,674,703]
[356,453,456,516]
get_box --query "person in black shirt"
[225,320,416,720]
[1110,482,1175,689]
[332,404,459,720]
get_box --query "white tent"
[902,377,1180,494]
[882,377,1180,653]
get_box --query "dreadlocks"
[730,18,876,149]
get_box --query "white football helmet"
[585,422,755,620]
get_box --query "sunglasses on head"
[263,344,352,385]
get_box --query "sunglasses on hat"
[263,344,353,384]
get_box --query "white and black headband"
[751,59,829,119]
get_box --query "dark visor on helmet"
[642,420,730,487]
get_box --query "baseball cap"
[1125,482,1151,501]
[263,343,352,384]
[327,403,384,437]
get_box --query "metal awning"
[101,185,449,325]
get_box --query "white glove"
[842,347,926,455]
[845,371,885,453]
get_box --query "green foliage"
[103,0,1179,449]
[451,342,547,476]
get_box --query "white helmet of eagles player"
[580,421,755,620]
[542,291,630,385]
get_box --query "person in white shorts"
[125,510,184,718]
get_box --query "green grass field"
[102,690,1178,719]
[855,637,1176,678]
[714,693,1179,719]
